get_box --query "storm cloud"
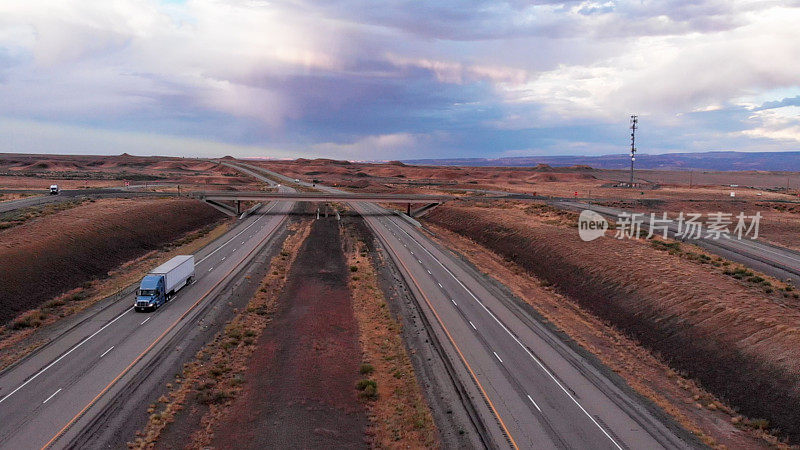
[0,0,798,159]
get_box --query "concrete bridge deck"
[190,190,455,203]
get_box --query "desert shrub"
[44,298,66,309]
[10,317,35,330]
[197,389,233,404]
[356,379,378,400]
[356,379,376,391]
[359,363,374,375]
[350,265,358,272]
[360,384,378,400]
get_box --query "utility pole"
[629,115,638,187]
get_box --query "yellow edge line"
[42,211,286,449]
[370,220,519,450]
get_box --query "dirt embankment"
[426,205,800,443]
[0,198,225,325]
[342,217,440,447]
[208,216,369,448]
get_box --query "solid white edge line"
[1,200,285,405]
[469,321,477,330]
[43,388,62,404]
[0,307,132,404]
[100,346,114,358]
[493,351,503,363]
[386,214,625,450]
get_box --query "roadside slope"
[0,197,225,325]
[426,204,800,443]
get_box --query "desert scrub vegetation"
[0,197,88,230]
[0,216,233,373]
[425,205,798,447]
[648,237,797,298]
[344,221,439,448]
[127,220,311,449]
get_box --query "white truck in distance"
[135,255,195,312]
[49,184,59,195]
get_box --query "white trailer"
[150,255,195,296]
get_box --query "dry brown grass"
[343,221,440,448]
[0,218,233,372]
[0,197,89,230]
[0,192,36,203]
[127,220,312,449]
[425,205,800,448]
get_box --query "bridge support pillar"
[236,200,241,214]
[406,202,411,215]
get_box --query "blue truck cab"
[135,275,166,311]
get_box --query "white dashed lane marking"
[528,395,542,412]
[43,389,62,404]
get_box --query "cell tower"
[629,115,638,187]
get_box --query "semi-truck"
[49,184,59,195]
[135,255,195,312]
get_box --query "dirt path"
[210,216,368,449]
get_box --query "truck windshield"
[139,289,157,296]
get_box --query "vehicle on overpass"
[49,184,59,195]
[135,255,195,312]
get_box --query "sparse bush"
[359,363,374,375]
[350,265,359,272]
[356,379,378,400]
[44,298,66,309]
[356,379,376,391]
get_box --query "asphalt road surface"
[0,189,179,215]
[0,187,293,448]
[0,193,67,214]
[557,200,800,285]
[231,163,694,450]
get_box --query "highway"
[0,182,294,448]
[0,188,181,215]
[231,163,694,449]
[557,200,800,285]
[0,190,87,214]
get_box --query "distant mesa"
[220,155,237,160]
[402,151,800,172]
[315,158,351,165]
[387,160,407,166]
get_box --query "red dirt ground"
[0,154,256,190]
[209,217,368,449]
[0,198,224,325]
[249,159,800,202]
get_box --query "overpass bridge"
[190,190,455,217]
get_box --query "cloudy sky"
[1,0,799,160]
